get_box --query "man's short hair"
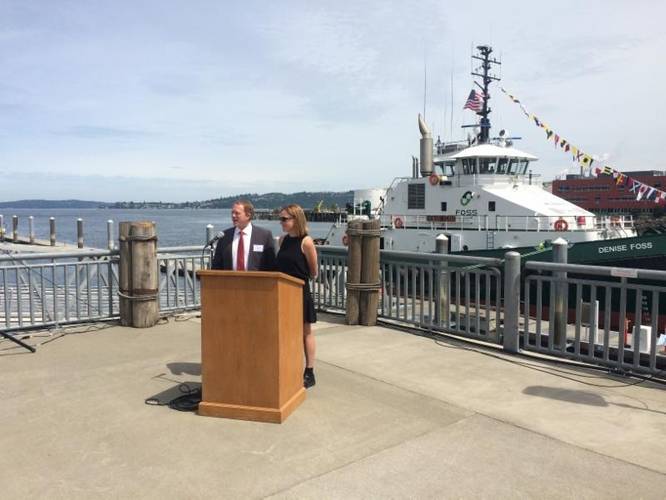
[233,199,255,219]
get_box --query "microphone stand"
[201,234,222,269]
[201,242,213,269]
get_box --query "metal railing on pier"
[315,246,504,343]
[313,246,347,311]
[316,245,665,376]
[2,244,664,377]
[0,247,212,334]
[0,250,120,333]
[378,250,503,343]
[523,261,666,375]
[157,246,211,313]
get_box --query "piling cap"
[436,233,449,241]
[552,237,568,245]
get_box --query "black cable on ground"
[145,382,201,412]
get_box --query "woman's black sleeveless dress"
[276,235,317,323]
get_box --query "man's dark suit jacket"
[211,224,276,271]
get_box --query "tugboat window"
[441,202,447,212]
[479,158,498,174]
[519,160,529,174]
[497,158,508,174]
[507,159,518,175]
[489,201,496,212]
[461,158,478,175]
[408,183,425,209]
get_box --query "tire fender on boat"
[429,173,440,186]
[394,217,404,229]
[554,218,568,231]
[342,234,349,246]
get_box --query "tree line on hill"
[0,191,355,211]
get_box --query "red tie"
[237,230,245,271]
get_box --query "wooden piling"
[119,223,131,325]
[119,221,159,328]
[49,217,56,246]
[107,220,114,250]
[12,215,18,242]
[359,219,381,326]
[345,219,363,325]
[28,216,35,244]
[77,218,84,249]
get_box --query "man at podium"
[211,200,276,271]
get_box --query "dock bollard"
[552,238,568,349]
[119,221,159,328]
[345,219,363,325]
[28,216,35,244]
[77,218,84,249]
[49,217,56,246]
[107,220,114,250]
[12,215,18,242]
[435,234,449,326]
[503,251,521,353]
[359,218,381,326]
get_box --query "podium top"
[197,270,304,286]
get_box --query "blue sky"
[0,0,664,202]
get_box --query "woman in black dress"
[276,204,318,388]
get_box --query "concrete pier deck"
[0,236,102,254]
[1,313,665,499]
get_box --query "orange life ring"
[394,217,404,229]
[554,218,568,231]
[429,173,440,186]
[342,234,349,246]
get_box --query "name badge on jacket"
[253,244,264,252]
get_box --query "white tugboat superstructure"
[324,45,635,252]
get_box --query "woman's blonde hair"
[281,204,309,237]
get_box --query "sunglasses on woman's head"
[279,216,293,222]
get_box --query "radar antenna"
[462,45,501,144]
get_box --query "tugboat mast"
[469,45,501,144]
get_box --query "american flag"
[463,89,485,111]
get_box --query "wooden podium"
[196,270,306,423]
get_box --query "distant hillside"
[0,199,106,209]
[195,191,354,210]
[109,191,354,210]
[1,191,355,210]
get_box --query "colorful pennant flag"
[500,87,666,204]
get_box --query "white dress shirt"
[232,223,252,271]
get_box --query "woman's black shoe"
[303,369,316,389]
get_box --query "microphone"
[205,232,224,247]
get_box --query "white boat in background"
[324,45,635,252]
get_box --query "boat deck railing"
[380,213,629,233]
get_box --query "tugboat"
[324,45,637,253]
[322,45,666,334]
